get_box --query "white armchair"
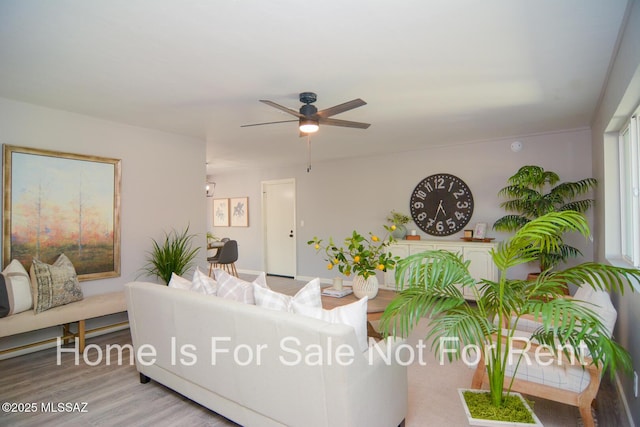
[471,286,617,427]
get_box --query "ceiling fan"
[241,92,370,135]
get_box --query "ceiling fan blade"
[316,99,367,118]
[240,119,298,128]
[259,100,304,118]
[319,117,371,129]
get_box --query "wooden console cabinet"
[383,239,499,300]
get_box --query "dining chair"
[208,240,238,277]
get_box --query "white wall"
[591,1,640,424]
[211,128,594,282]
[0,97,208,352]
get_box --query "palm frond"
[394,250,475,293]
[550,263,640,295]
[550,178,597,200]
[380,287,465,338]
[427,307,494,362]
[506,166,560,188]
[560,199,595,213]
[492,214,530,233]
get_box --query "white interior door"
[262,179,296,277]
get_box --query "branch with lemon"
[307,226,400,279]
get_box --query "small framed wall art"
[473,222,488,240]
[230,197,249,227]
[213,198,229,227]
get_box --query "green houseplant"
[387,210,411,239]
[381,210,639,423]
[140,226,200,284]
[493,165,597,272]
[308,226,399,298]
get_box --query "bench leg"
[62,323,72,346]
[77,319,86,353]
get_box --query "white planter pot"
[458,389,543,427]
[352,275,379,299]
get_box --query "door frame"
[261,178,297,277]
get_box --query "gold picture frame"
[2,145,122,281]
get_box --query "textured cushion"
[30,254,84,314]
[168,267,217,295]
[192,267,218,295]
[504,331,592,393]
[0,259,33,316]
[293,296,369,352]
[253,278,321,312]
[214,270,267,304]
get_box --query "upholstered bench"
[0,291,127,356]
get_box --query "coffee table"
[321,288,396,339]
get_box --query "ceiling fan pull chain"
[306,135,312,173]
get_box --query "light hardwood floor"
[0,274,631,426]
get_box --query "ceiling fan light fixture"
[299,118,319,133]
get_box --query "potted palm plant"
[493,165,597,273]
[140,225,200,284]
[381,210,639,425]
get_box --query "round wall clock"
[410,173,474,236]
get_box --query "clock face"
[410,174,474,236]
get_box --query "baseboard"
[236,268,264,276]
[614,371,635,427]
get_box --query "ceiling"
[0,1,630,173]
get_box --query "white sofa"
[125,282,408,427]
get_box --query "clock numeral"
[446,218,456,229]
[423,182,433,193]
[434,177,445,189]
[436,221,444,232]
[455,211,466,220]
[448,181,454,192]
[413,201,424,209]
[416,190,427,199]
[417,212,427,221]
[457,201,469,209]
[427,218,435,228]
[453,189,466,199]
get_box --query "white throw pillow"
[168,267,218,295]
[1,259,33,315]
[214,270,267,304]
[192,267,218,295]
[573,285,617,337]
[168,272,194,291]
[254,278,321,312]
[293,296,369,352]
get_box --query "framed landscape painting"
[230,197,248,227]
[2,145,122,281]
